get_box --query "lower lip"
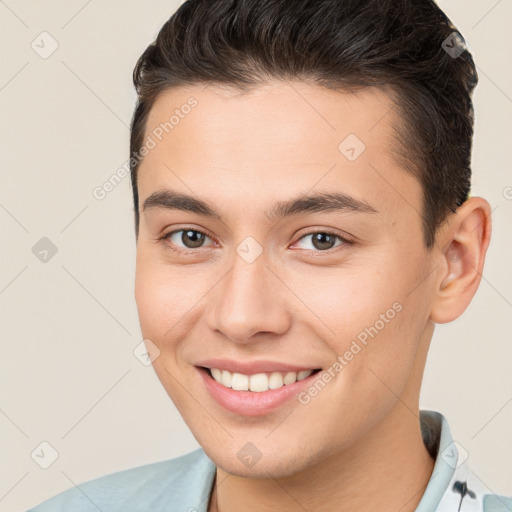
[197,367,321,416]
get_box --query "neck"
[208,404,435,512]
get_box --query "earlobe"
[430,197,492,324]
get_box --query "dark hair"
[130,0,478,247]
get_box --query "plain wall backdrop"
[1,1,511,510]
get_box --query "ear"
[430,197,492,324]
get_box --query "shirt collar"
[416,409,506,512]
[415,409,458,511]
[198,409,503,512]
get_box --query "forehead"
[144,80,400,161]
[138,81,422,225]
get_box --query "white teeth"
[283,371,297,385]
[209,368,314,392]
[268,372,284,389]
[231,372,249,391]
[211,368,222,381]
[221,370,232,388]
[297,370,312,381]
[249,373,268,392]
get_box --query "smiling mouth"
[201,366,322,393]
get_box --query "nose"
[206,249,292,344]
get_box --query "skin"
[134,81,491,512]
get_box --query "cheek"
[295,260,426,381]
[134,252,207,348]
[296,265,402,340]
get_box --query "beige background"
[0,1,511,510]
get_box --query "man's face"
[135,81,439,477]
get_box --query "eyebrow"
[142,189,378,221]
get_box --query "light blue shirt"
[27,410,511,511]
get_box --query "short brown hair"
[130,0,478,247]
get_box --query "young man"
[28,0,511,511]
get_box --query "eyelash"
[158,227,353,255]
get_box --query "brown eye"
[312,233,338,250]
[164,229,212,250]
[295,231,348,251]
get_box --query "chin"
[200,437,323,480]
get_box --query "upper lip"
[195,358,321,375]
